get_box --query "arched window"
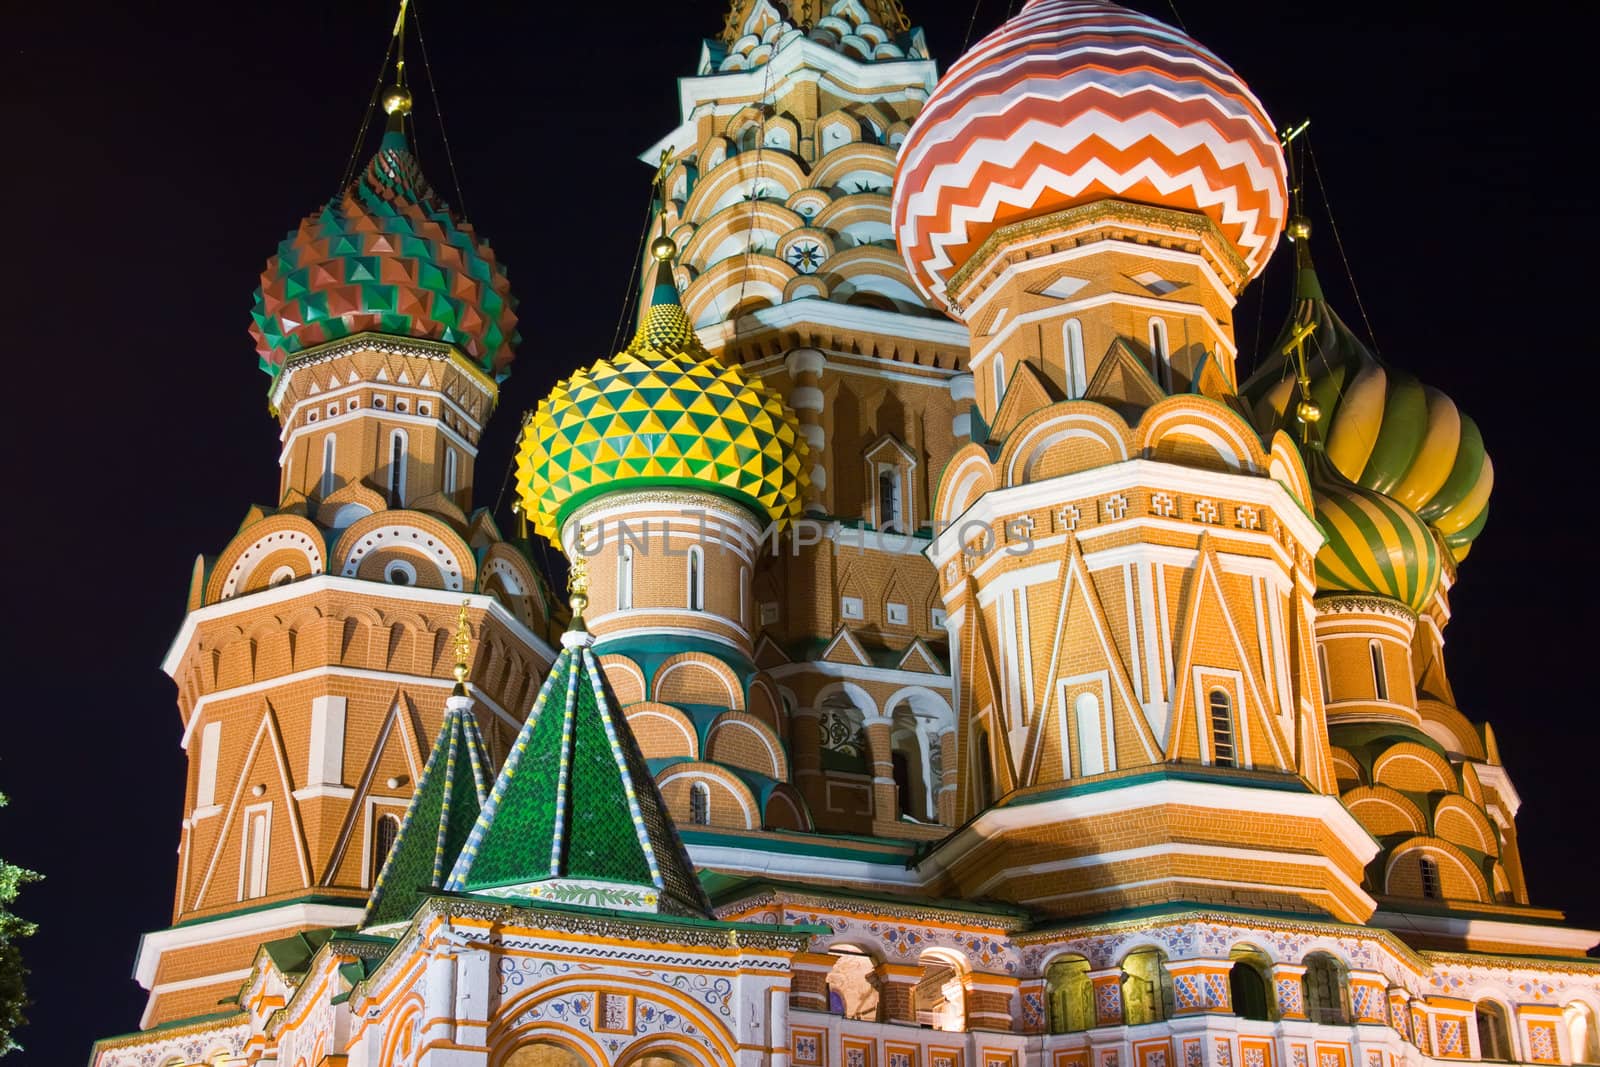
[1228,948,1272,1021]
[1209,690,1236,768]
[320,435,336,498]
[1064,319,1086,398]
[689,781,710,826]
[737,125,758,152]
[1149,318,1169,379]
[1370,642,1388,700]
[1121,948,1175,1025]
[1419,855,1442,900]
[686,546,704,611]
[243,810,270,900]
[618,545,634,610]
[1046,955,1094,1033]
[1565,1002,1600,1064]
[1317,644,1332,703]
[1076,692,1105,776]
[1476,1002,1512,1061]
[890,703,932,822]
[991,352,1006,407]
[1302,953,1349,1025]
[444,448,458,497]
[387,429,408,507]
[975,729,995,806]
[878,468,902,531]
[371,812,401,886]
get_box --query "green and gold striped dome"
[1244,251,1491,563]
[514,246,808,543]
[1307,445,1441,613]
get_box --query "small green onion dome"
[249,125,519,381]
[1306,444,1442,613]
[1243,247,1491,563]
[513,243,809,543]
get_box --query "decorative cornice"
[717,885,1032,932]
[1315,594,1417,624]
[948,199,1246,307]
[351,894,813,1004]
[272,331,499,411]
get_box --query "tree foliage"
[0,791,40,1056]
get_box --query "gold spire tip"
[453,600,472,685]
[649,234,678,262]
[567,529,592,622]
[381,0,413,116]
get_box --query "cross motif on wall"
[1150,491,1177,517]
[1104,494,1129,520]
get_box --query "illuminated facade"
[92,2,1600,1065]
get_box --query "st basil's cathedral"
[89,1,1600,1066]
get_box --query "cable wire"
[961,0,986,52]
[1308,140,1381,357]
[339,35,398,191]
[411,0,469,214]
[608,184,660,356]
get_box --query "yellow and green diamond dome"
[515,248,808,542]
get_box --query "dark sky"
[3,0,1595,1061]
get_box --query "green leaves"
[0,791,41,1056]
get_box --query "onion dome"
[892,0,1287,309]
[1243,238,1492,563]
[1307,445,1442,613]
[514,238,809,543]
[249,122,519,381]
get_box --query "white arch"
[815,680,879,718]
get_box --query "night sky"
[4,1,1596,1061]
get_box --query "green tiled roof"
[447,633,710,918]
[363,693,492,930]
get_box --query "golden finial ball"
[1287,215,1312,242]
[1297,398,1322,424]
[649,235,678,262]
[382,85,414,116]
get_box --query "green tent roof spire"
[445,621,710,917]
[362,691,492,931]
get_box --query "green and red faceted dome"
[249,128,519,380]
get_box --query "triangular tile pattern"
[250,125,520,379]
[362,694,492,930]
[446,633,710,918]
[514,260,808,542]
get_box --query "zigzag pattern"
[892,0,1285,307]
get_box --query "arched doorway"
[915,949,966,1031]
[503,1042,587,1067]
[1228,946,1273,1021]
[825,948,881,1021]
[1120,948,1175,1025]
[1046,954,1093,1033]
[1567,1002,1600,1064]
[1302,953,1349,1025]
[1476,1001,1513,1062]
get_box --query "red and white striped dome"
[893,0,1287,309]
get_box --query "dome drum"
[1315,596,1421,728]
